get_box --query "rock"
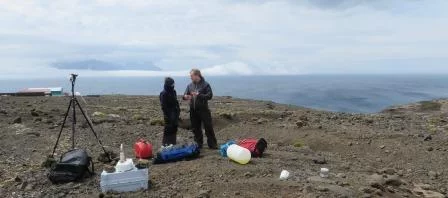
[198,189,211,198]
[26,131,41,137]
[103,165,115,173]
[299,115,308,121]
[31,111,39,117]
[312,156,327,164]
[92,111,106,117]
[424,134,432,141]
[336,173,347,178]
[316,185,329,192]
[428,171,439,180]
[13,117,22,124]
[107,114,120,119]
[385,175,402,187]
[413,184,444,198]
[33,117,42,122]
[244,172,253,178]
[14,176,22,183]
[427,147,434,152]
[378,168,396,175]
[359,187,375,194]
[0,109,7,114]
[24,183,34,191]
[379,145,385,149]
[296,120,305,128]
[367,174,385,190]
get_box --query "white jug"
[226,144,251,165]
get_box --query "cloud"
[0,0,447,78]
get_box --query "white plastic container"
[115,158,134,172]
[100,167,149,193]
[320,168,329,178]
[227,144,251,165]
[279,170,290,180]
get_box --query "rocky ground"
[0,95,448,198]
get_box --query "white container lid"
[115,158,134,172]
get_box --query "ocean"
[1,75,448,113]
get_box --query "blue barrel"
[219,140,236,157]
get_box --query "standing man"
[183,69,218,149]
[160,77,180,146]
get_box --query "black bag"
[48,149,94,183]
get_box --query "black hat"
[164,77,175,87]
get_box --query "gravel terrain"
[0,96,447,198]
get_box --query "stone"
[428,171,439,180]
[0,109,7,114]
[378,168,396,175]
[14,176,22,183]
[359,187,375,194]
[413,184,444,198]
[296,121,305,128]
[336,173,347,178]
[367,174,385,190]
[244,172,253,178]
[198,189,211,198]
[316,185,329,192]
[31,111,39,117]
[312,156,327,164]
[24,183,34,191]
[424,134,432,141]
[379,145,385,149]
[13,117,22,124]
[427,147,434,152]
[26,131,41,137]
[385,175,402,187]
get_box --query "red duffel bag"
[238,138,267,157]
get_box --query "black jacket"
[183,78,213,110]
[160,85,180,119]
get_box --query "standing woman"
[160,77,180,146]
[183,69,218,149]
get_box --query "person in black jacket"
[183,69,218,149]
[160,77,180,146]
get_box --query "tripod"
[51,74,110,161]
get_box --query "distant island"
[51,59,161,71]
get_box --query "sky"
[0,0,447,78]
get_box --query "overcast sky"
[1,0,447,78]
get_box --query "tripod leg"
[72,99,77,149]
[75,99,111,161]
[52,99,72,157]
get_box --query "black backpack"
[48,149,94,184]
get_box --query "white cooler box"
[100,167,149,193]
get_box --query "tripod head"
[70,73,78,83]
[70,74,78,97]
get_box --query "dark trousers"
[163,111,178,145]
[190,108,217,148]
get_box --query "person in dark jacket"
[183,69,218,149]
[160,77,180,146]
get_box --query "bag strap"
[86,157,95,175]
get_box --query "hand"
[184,95,192,100]
[192,92,199,96]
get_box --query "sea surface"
[1,75,448,113]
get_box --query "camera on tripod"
[51,73,110,161]
[70,73,78,83]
